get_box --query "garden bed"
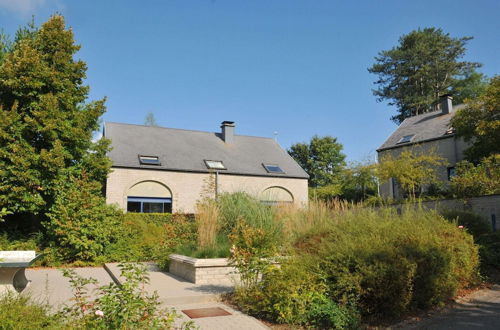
[168,254,239,285]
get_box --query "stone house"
[377,95,469,199]
[104,121,309,213]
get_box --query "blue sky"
[1,0,499,162]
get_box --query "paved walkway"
[22,264,268,329]
[401,285,500,330]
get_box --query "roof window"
[139,155,161,165]
[204,160,226,170]
[397,135,414,144]
[444,127,455,135]
[263,164,285,174]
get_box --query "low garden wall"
[393,194,500,230]
[169,254,239,285]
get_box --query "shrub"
[310,208,479,318]
[43,172,123,263]
[0,293,60,329]
[450,155,500,198]
[106,213,196,266]
[234,260,359,329]
[61,263,194,329]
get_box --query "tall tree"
[0,15,111,217]
[144,112,158,126]
[451,75,500,162]
[368,28,481,124]
[288,135,346,187]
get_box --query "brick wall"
[106,167,308,213]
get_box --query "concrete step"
[103,262,233,305]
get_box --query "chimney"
[221,121,235,144]
[439,94,453,115]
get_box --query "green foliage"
[229,220,281,288]
[174,234,231,258]
[0,15,111,219]
[377,149,447,200]
[106,213,196,267]
[43,172,122,263]
[61,263,194,329]
[234,260,359,329]
[288,135,346,187]
[0,293,61,330]
[441,210,492,238]
[368,27,481,123]
[0,207,11,222]
[451,76,500,162]
[451,67,489,104]
[311,208,479,318]
[450,155,500,198]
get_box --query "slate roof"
[104,122,309,179]
[377,104,465,152]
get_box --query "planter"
[168,254,239,285]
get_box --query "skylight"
[263,164,285,174]
[397,135,414,144]
[445,127,455,135]
[139,155,161,165]
[204,160,226,170]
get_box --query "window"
[263,164,285,174]
[204,160,226,170]
[397,135,414,144]
[444,127,455,135]
[139,155,160,165]
[127,197,172,213]
[447,167,456,181]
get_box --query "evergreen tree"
[368,28,481,124]
[0,15,111,218]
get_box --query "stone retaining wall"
[169,254,239,285]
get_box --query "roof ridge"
[105,121,275,140]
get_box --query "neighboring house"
[377,95,469,199]
[104,121,309,213]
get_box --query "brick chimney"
[221,121,235,144]
[440,94,453,115]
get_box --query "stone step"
[103,262,233,305]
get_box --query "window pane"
[263,164,284,173]
[139,156,161,165]
[127,201,141,213]
[163,202,172,213]
[205,160,225,169]
[143,202,164,213]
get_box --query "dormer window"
[397,135,414,144]
[204,160,226,170]
[139,155,160,165]
[263,164,285,174]
[445,127,455,135]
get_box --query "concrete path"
[22,264,269,329]
[24,267,114,310]
[104,262,233,304]
[401,285,500,330]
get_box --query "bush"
[43,172,123,263]
[106,213,196,267]
[310,208,479,319]
[0,293,60,329]
[234,260,359,329]
[60,263,194,329]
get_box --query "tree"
[144,112,158,126]
[450,155,500,198]
[340,162,378,202]
[368,28,481,124]
[0,15,111,219]
[288,135,346,187]
[451,75,500,162]
[376,149,446,200]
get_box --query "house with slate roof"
[377,95,469,199]
[104,121,309,213]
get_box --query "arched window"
[126,181,172,213]
[260,186,294,205]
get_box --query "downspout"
[215,171,219,200]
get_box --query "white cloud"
[0,0,47,15]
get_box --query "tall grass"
[195,199,219,249]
